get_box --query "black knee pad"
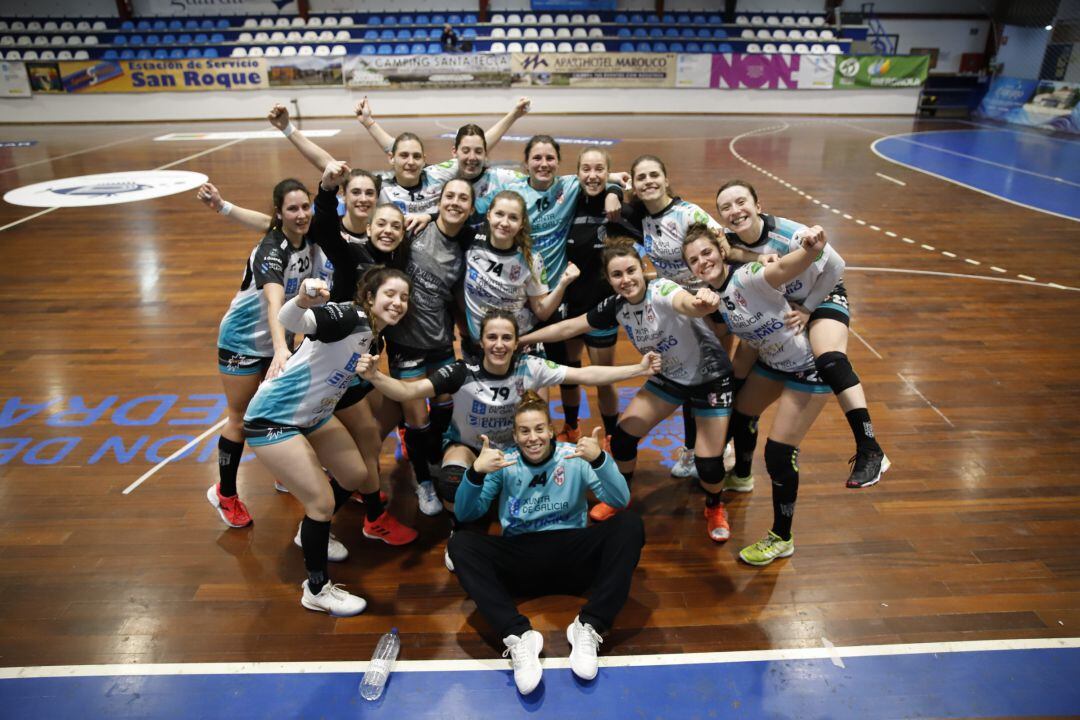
[437,464,466,503]
[694,455,726,484]
[815,351,860,395]
[609,425,641,463]
[764,438,799,481]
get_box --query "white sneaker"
[293,522,349,562]
[444,533,456,573]
[670,446,698,478]
[566,616,603,680]
[416,481,442,516]
[502,630,544,695]
[723,439,735,473]
[299,580,366,616]
[274,481,290,493]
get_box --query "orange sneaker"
[589,501,623,522]
[556,425,581,443]
[206,484,252,528]
[350,490,390,504]
[704,504,730,543]
[363,511,418,546]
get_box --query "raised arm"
[562,351,661,386]
[354,97,395,154]
[268,103,334,173]
[483,96,530,151]
[358,359,437,402]
[518,312,594,346]
[672,286,722,318]
[795,237,845,311]
[762,226,829,291]
[197,182,271,231]
[528,262,580,321]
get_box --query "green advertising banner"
[833,55,929,88]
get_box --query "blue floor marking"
[871,129,1080,221]
[3,646,1078,718]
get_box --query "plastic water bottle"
[360,628,400,701]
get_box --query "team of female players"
[197,97,889,692]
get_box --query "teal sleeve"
[585,453,630,509]
[454,467,505,522]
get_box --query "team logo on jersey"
[471,399,487,415]
[344,353,361,372]
[645,304,657,324]
[734,290,748,309]
[285,278,299,295]
[3,170,207,208]
[553,465,565,486]
[509,264,521,282]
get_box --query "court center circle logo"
[4,170,208,208]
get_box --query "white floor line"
[846,265,1078,292]
[848,327,883,360]
[122,420,226,495]
[0,206,59,233]
[3,637,1076,679]
[875,172,906,186]
[0,133,153,175]
[897,372,955,428]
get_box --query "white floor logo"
[3,170,208,208]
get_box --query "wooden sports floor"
[0,113,1078,670]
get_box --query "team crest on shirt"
[553,464,565,486]
[509,264,521,282]
[734,290,748,309]
[645,304,656,324]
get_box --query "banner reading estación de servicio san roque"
[833,55,929,89]
[57,58,268,93]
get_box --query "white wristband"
[282,122,297,138]
[218,201,233,216]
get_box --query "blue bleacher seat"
[186,48,201,58]
[153,48,168,58]
[431,14,445,25]
[103,49,118,59]
[201,19,214,30]
[617,28,630,38]
[619,42,634,52]
[630,14,644,24]
[462,28,476,39]
[364,29,377,40]
[678,14,691,24]
[464,14,477,24]
[162,34,176,44]
[686,42,700,52]
[120,20,134,31]
[396,29,411,39]
[368,15,381,26]
[697,28,711,38]
[203,48,218,58]
[414,28,428,40]
[662,14,675,24]
[216,19,229,29]
[178,33,191,43]
[647,14,660,24]
[427,42,440,53]
[653,41,668,52]
[399,15,413,25]
[681,28,694,38]
[693,15,707,24]
[410,42,426,53]
[393,43,409,54]
[169,48,184,58]
[431,29,442,39]
[136,20,150,31]
[650,28,663,38]
[615,14,628,24]
[703,42,717,53]
[129,34,143,44]
[185,20,199,30]
[669,42,684,52]
[384,15,397,25]
[361,44,376,55]
[708,15,723,24]
[714,29,728,39]
[210,32,224,43]
[718,43,733,52]
[146,34,159,44]
[380,29,394,40]
[114,34,127,45]
[635,41,650,51]
[663,28,677,38]
[195,33,208,43]
[448,14,461,24]
[632,28,646,38]
[377,44,392,54]
[153,20,166,31]
[120,49,134,59]
[416,14,429,25]
[168,20,182,31]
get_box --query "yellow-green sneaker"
[739,531,794,566]
[722,471,754,493]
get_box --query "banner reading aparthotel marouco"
[343,53,511,89]
[511,52,676,88]
[57,58,268,92]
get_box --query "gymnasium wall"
[883,19,989,74]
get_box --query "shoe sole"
[206,485,251,528]
[300,596,367,617]
[721,480,754,493]
[362,529,417,546]
[708,529,731,543]
[565,624,599,681]
[444,550,455,573]
[739,546,795,566]
[670,467,698,479]
[846,454,891,489]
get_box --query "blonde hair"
[489,190,538,282]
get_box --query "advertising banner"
[833,55,929,88]
[705,53,835,90]
[343,53,511,89]
[267,56,343,87]
[0,60,31,98]
[55,58,268,93]
[974,76,1039,120]
[511,52,676,87]
[975,79,1080,135]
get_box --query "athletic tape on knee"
[610,425,641,463]
[815,351,860,394]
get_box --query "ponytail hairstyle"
[681,222,728,264]
[454,123,487,152]
[269,178,311,233]
[344,168,382,197]
[390,131,425,156]
[356,265,411,343]
[514,389,551,424]
[488,190,536,280]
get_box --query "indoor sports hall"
[1,1,1078,718]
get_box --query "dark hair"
[630,154,674,199]
[524,134,561,162]
[577,145,611,170]
[600,233,643,275]
[269,178,311,233]
[390,131,425,156]
[680,222,727,263]
[344,168,382,197]
[440,177,475,214]
[356,266,411,341]
[515,390,550,423]
[716,179,759,204]
[487,190,536,279]
[480,308,520,342]
[371,201,405,223]
[454,123,487,152]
